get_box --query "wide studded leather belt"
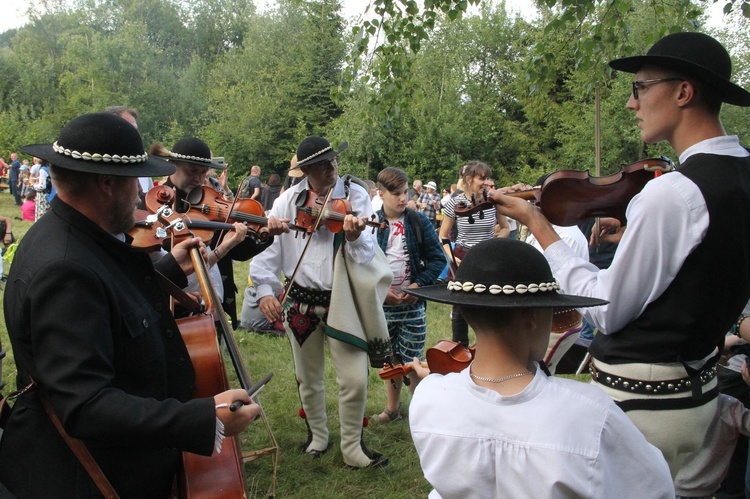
[590,363,718,395]
[286,282,331,306]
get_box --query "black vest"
[590,153,750,364]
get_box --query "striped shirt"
[443,193,496,249]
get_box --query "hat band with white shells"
[297,146,332,165]
[447,280,560,295]
[169,151,213,164]
[53,141,148,164]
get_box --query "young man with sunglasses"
[490,32,750,479]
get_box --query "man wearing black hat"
[158,137,279,328]
[406,238,673,496]
[0,113,259,497]
[250,136,390,469]
[491,32,750,478]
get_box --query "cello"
[146,200,278,498]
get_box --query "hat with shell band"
[156,137,226,170]
[20,113,175,177]
[407,238,608,309]
[609,32,750,107]
[292,136,348,170]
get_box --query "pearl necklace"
[470,371,533,383]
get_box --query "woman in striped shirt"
[439,160,509,346]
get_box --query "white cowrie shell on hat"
[474,284,486,293]
[489,285,502,295]
[516,284,528,294]
[462,282,474,292]
[528,283,539,293]
[502,285,515,294]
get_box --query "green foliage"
[0,0,748,189]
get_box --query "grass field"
[0,190,589,498]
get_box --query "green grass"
[0,191,590,498]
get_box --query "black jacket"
[0,197,216,498]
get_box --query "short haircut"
[50,164,96,198]
[378,167,408,193]
[102,106,139,120]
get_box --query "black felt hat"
[153,137,226,170]
[293,136,348,169]
[609,32,750,107]
[20,113,175,177]
[407,238,608,309]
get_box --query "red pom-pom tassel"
[298,408,306,419]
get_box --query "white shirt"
[33,167,48,191]
[544,136,749,334]
[527,224,588,260]
[409,364,674,498]
[385,216,411,290]
[250,177,376,298]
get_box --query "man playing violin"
[490,32,750,479]
[250,136,390,469]
[0,113,260,497]
[156,137,283,328]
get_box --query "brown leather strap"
[37,386,119,498]
[155,270,203,313]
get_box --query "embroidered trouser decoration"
[285,301,326,346]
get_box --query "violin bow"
[213,175,248,249]
[593,84,602,252]
[280,184,336,307]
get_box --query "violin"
[537,157,674,226]
[455,157,674,227]
[379,309,582,382]
[291,189,387,235]
[149,185,274,241]
[129,209,239,251]
[378,340,476,382]
[453,188,538,224]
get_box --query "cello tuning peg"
[468,214,475,224]
[403,376,411,386]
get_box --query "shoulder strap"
[405,208,424,258]
[36,384,120,498]
[340,174,370,199]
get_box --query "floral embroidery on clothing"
[286,302,327,346]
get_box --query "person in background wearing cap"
[0,113,260,497]
[417,181,441,229]
[405,238,673,497]
[281,154,305,193]
[155,137,286,328]
[490,32,750,479]
[250,136,390,469]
